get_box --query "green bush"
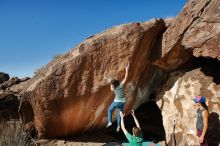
[0,121,34,146]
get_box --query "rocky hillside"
[7,0,219,145]
[0,72,30,121]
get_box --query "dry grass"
[53,54,63,60]
[0,121,34,146]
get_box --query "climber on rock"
[120,110,143,146]
[106,63,129,132]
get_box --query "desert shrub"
[0,121,34,146]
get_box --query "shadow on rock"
[207,112,220,146]
[62,97,165,144]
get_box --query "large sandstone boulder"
[154,0,220,71]
[21,19,167,138]
[157,66,220,146]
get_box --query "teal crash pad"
[122,142,161,146]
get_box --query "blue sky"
[0,0,186,78]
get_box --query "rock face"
[21,19,167,138]
[182,0,220,59]
[157,66,220,146]
[0,75,31,121]
[153,0,220,145]
[154,0,220,71]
